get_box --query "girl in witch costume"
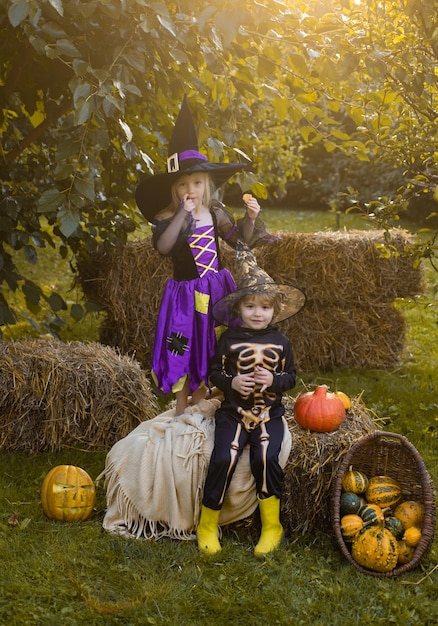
[197,242,305,556]
[135,96,277,416]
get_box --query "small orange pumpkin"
[403,526,422,547]
[342,467,369,494]
[334,391,351,411]
[341,514,364,541]
[41,465,96,522]
[294,385,346,433]
[397,539,415,564]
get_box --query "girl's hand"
[254,365,273,392]
[245,196,261,221]
[181,194,196,213]
[232,373,255,398]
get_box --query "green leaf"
[252,181,268,200]
[24,245,38,265]
[288,53,308,76]
[169,48,189,64]
[37,190,64,214]
[73,82,92,107]
[70,303,84,321]
[74,178,95,202]
[8,1,30,27]
[75,100,91,125]
[47,0,63,16]
[103,94,123,116]
[157,14,176,36]
[48,293,67,312]
[119,119,133,142]
[330,129,351,141]
[57,208,80,238]
[54,39,81,58]
[207,138,224,159]
[22,281,41,306]
[0,303,16,325]
[299,126,315,142]
[272,98,290,122]
[215,9,243,47]
[324,141,338,153]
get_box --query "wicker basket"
[331,430,436,577]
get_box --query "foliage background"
[1,0,438,335]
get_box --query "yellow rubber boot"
[197,505,222,555]
[254,496,284,556]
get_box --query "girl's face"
[174,173,207,207]
[238,295,275,330]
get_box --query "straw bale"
[281,394,378,535]
[74,228,422,372]
[0,339,159,453]
[256,229,423,307]
[280,303,406,371]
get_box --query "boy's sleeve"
[269,338,296,393]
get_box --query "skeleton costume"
[197,243,305,555]
[204,324,296,508]
[135,95,276,396]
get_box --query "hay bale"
[0,339,159,453]
[281,394,378,536]
[281,303,406,370]
[258,229,423,307]
[75,228,423,372]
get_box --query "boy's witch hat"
[212,242,306,325]
[135,95,248,223]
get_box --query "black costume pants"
[202,410,285,510]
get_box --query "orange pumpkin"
[394,500,425,530]
[352,527,398,572]
[294,385,346,433]
[403,526,422,547]
[41,465,96,522]
[397,539,416,564]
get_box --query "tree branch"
[4,96,73,165]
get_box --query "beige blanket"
[98,399,291,540]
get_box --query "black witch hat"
[135,95,248,223]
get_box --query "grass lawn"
[0,208,437,625]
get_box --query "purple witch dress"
[151,201,278,397]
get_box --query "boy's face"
[239,295,274,330]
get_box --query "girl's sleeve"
[151,211,195,255]
[212,200,280,249]
[209,337,234,395]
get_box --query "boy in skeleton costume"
[197,242,305,556]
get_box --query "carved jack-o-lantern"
[41,465,96,522]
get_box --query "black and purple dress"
[151,201,276,397]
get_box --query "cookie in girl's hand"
[242,193,252,205]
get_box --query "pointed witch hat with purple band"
[135,95,248,224]
[212,241,306,325]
